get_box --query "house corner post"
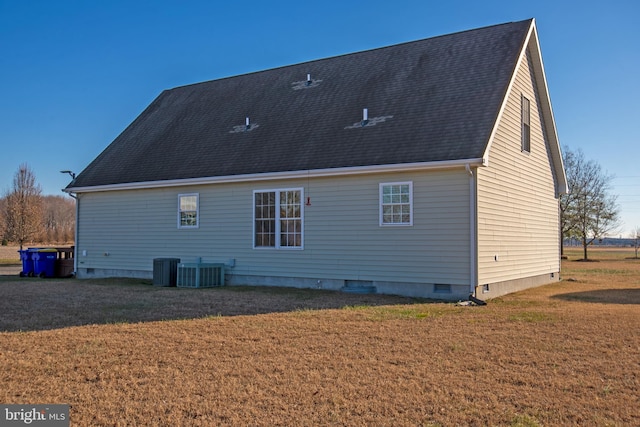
[73,194,79,275]
[466,164,478,296]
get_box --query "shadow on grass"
[0,276,433,332]
[552,289,640,305]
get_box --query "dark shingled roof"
[69,19,532,189]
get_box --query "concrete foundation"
[475,272,560,300]
[75,268,560,302]
[77,268,152,280]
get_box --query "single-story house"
[64,18,567,300]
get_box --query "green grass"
[343,303,460,320]
[491,298,546,308]
[580,268,635,276]
[510,414,542,427]
[563,247,637,261]
[507,311,555,323]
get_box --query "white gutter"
[64,158,485,194]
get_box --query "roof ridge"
[168,19,534,92]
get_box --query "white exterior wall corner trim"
[481,19,567,196]
[63,158,485,194]
[73,194,80,274]
[466,164,478,295]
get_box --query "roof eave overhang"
[64,158,485,194]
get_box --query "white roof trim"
[527,23,568,195]
[64,158,485,193]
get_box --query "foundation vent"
[342,280,376,294]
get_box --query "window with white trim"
[254,188,303,248]
[380,182,413,226]
[521,95,531,153]
[178,193,199,228]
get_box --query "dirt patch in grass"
[0,247,638,426]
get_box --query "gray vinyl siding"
[76,169,471,285]
[476,46,560,285]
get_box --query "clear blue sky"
[1,0,638,235]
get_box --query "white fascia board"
[527,23,568,195]
[64,158,485,194]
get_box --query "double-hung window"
[521,95,531,153]
[178,193,199,228]
[254,188,303,249]
[380,182,413,226]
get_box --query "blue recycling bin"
[18,249,35,277]
[32,249,58,278]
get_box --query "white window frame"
[253,188,304,249]
[178,193,199,229]
[379,182,413,226]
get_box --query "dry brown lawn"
[0,247,638,426]
[0,244,21,263]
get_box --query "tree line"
[560,146,626,260]
[1,163,75,249]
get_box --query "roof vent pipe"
[245,117,250,131]
[306,73,312,86]
[361,108,369,127]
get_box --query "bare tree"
[41,195,75,243]
[560,147,620,260]
[632,227,640,259]
[560,148,579,256]
[4,163,43,250]
[0,197,6,243]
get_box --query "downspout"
[74,194,79,275]
[466,164,478,297]
[67,192,79,276]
